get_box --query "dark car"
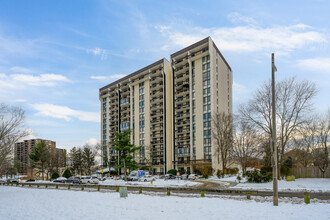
[6,179,18,183]
[66,177,81,184]
[164,174,176,180]
[26,179,35,182]
[53,177,67,183]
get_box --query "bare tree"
[313,111,330,177]
[239,77,316,177]
[293,118,318,167]
[233,119,261,174]
[0,103,29,176]
[212,112,234,173]
[142,145,157,174]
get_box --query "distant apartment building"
[14,139,66,174]
[99,37,232,174]
[56,148,67,168]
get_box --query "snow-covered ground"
[209,175,247,183]
[0,186,329,220]
[232,178,330,192]
[99,179,200,187]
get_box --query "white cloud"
[31,103,100,123]
[87,47,108,60]
[85,138,99,146]
[0,73,6,78]
[10,66,32,73]
[155,25,171,33]
[233,81,250,103]
[157,23,327,54]
[296,57,330,73]
[90,74,127,80]
[1,73,70,87]
[227,12,257,25]
[18,128,36,142]
[14,99,27,103]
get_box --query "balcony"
[175,159,190,165]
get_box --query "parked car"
[6,179,18,183]
[66,177,81,184]
[26,179,36,182]
[188,174,199,180]
[81,176,99,184]
[139,175,156,182]
[164,174,176,180]
[180,174,188,180]
[127,176,140,181]
[53,177,67,183]
[102,176,113,181]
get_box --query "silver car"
[81,176,99,184]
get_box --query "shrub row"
[246,169,272,183]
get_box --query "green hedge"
[62,169,72,178]
[51,172,59,180]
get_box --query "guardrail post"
[56,185,58,189]
[304,192,310,204]
[81,185,84,191]
[97,185,100,191]
[45,184,48,188]
[139,188,142,194]
[201,191,205,197]
[68,185,70,190]
[37,184,40,188]
[167,188,170,196]
[22,183,24,187]
[116,186,119,192]
[247,193,251,200]
[29,184,31,187]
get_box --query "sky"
[0,0,329,150]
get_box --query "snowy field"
[99,179,200,187]
[0,186,329,220]
[232,178,330,192]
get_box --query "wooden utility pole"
[271,53,279,206]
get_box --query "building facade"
[100,37,232,174]
[14,139,66,175]
[99,59,173,174]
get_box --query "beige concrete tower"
[99,58,173,174]
[99,37,232,175]
[171,37,232,174]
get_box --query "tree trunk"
[41,163,44,180]
[108,158,111,177]
[123,159,127,182]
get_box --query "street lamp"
[271,53,278,206]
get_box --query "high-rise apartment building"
[99,37,232,175]
[14,139,56,174]
[99,59,173,174]
[171,37,232,173]
[14,139,67,175]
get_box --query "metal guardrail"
[1,182,330,200]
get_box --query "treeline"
[214,77,329,178]
[68,144,99,176]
